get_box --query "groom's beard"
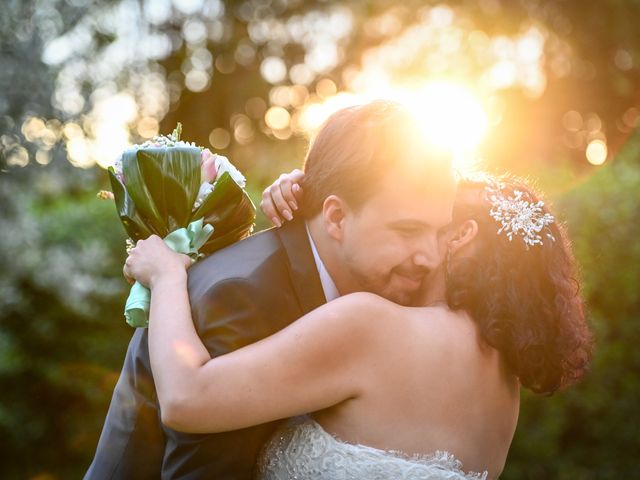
[354,265,430,307]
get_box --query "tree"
[1,0,639,477]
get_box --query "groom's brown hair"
[301,100,451,217]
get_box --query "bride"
[124,173,592,479]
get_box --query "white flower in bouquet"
[200,148,246,188]
[194,183,215,210]
[194,149,246,209]
[113,156,124,183]
[135,123,196,149]
[214,154,246,188]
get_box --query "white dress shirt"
[305,223,340,302]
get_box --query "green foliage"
[1,0,640,478]
[502,134,640,479]
[0,163,132,478]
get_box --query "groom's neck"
[306,216,358,297]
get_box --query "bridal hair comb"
[485,182,556,247]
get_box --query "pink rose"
[200,148,218,183]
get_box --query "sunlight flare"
[297,81,488,172]
[400,82,488,153]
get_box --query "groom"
[85,101,457,479]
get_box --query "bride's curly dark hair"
[445,174,593,395]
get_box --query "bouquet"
[101,124,255,327]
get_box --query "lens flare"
[398,82,488,155]
[296,81,489,172]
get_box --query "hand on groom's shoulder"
[186,219,322,356]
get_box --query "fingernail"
[272,217,282,228]
[283,210,293,221]
[289,201,298,211]
[293,184,300,192]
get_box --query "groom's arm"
[86,224,315,480]
[84,328,164,480]
[191,279,284,355]
[83,269,277,480]
[84,280,277,480]
[159,259,303,480]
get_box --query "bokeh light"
[586,139,608,165]
[33,1,566,176]
[21,0,636,179]
[265,106,291,130]
[209,128,231,150]
[261,57,288,84]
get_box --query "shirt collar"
[305,222,340,302]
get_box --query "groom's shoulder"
[187,219,314,304]
[190,226,283,282]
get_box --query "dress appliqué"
[256,417,488,480]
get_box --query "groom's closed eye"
[394,228,423,238]
[387,221,429,236]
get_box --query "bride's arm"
[125,236,382,434]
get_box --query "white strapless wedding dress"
[256,417,488,480]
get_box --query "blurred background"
[0,0,639,478]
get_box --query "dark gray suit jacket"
[85,219,326,479]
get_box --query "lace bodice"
[257,417,488,480]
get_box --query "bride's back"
[313,303,519,479]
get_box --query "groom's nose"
[412,253,431,268]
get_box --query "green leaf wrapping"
[107,167,152,241]
[191,172,256,253]
[111,151,254,253]
[137,147,202,233]
[121,149,166,236]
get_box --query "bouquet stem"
[124,218,214,328]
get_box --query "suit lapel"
[276,218,327,314]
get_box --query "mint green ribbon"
[124,218,214,328]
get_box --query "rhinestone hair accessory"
[485,182,556,247]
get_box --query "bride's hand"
[123,235,192,289]
[260,169,305,227]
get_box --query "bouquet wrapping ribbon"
[124,218,214,328]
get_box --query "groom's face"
[339,168,456,306]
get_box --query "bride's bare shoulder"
[320,295,469,343]
[313,293,403,333]
[328,292,403,317]
[327,294,457,325]
[338,291,395,306]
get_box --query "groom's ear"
[448,219,478,254]
[322,195,349,242]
